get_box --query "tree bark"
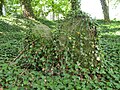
[0,0,4,15]
[100,0,110,21]
[52,0,55,20]
[20,0,34,18]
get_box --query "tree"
[51,0,55,20]
[20,0,34,18]
[100,0,110,21]
[0,0,4,15]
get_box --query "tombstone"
[58,11,99,68]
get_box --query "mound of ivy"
[0,16,120,90]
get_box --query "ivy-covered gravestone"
[58,10,99,68]
[16,11,100,75]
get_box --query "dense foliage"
[0,16,120,89]
[0,0,119,89]
[3,0,70,19]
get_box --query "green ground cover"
[0,17,120,89]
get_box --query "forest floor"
[0,17,120,89]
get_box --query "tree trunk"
[20,0,34,18]
[0,0,4,16]
[52,0,55,20]
[100,0,110,21]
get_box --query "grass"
[0,17,120,89]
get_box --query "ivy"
[0,17,120,89]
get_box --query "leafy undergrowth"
[0,16,51,61]
[0,17,120,89]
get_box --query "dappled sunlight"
[99,20,120,37]
[110,25,120,29]
[0,32,3,34]
[101,32,120,36]
[100,27,120,36]
[102,24,120,29]
[0,17,27,30]
[115,31,120,36]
